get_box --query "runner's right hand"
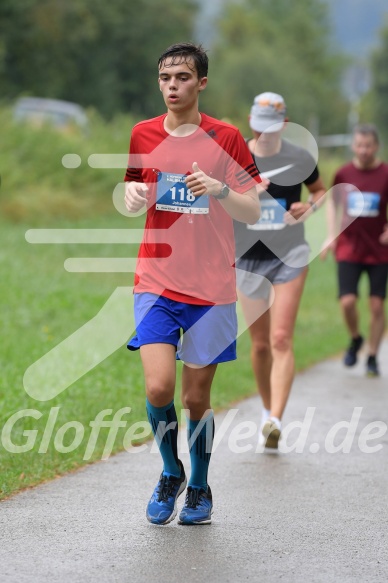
[257,177,270,195]
[320,237,337,260]
[125,182,149,213]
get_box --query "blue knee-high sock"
[146,399,180,478]
[187,412,214,489]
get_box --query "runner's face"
[252,128,282,156]
[352,133,379,168]
[158,57,207,113]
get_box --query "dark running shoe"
[178,486,213,525]
[146,460,186,525]
[366,355,380,377]
[343,335,364,367]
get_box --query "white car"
[13,97,88,132]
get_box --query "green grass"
[1,214,147,497]
[0,109,380,499]
[0,106,138,223]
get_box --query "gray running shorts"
[236,244,310,300]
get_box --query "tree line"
[1,0,387,139]
[0,0,197,118]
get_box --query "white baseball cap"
[249,92,286,133]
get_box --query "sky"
[326,0,388,59]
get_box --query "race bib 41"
[247,198,286,231]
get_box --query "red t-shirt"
[332,162,388,264]
[124,113,261,304]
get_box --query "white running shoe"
[261,418,281,449]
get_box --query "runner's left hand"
[379,223,388,245]
[284,202,313,224]
[185,162,223,197]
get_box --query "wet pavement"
[1,342,387,582]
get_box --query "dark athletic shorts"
[338,261,388,299]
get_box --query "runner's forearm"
[218,187,260,224]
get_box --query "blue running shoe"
[178,485,213,525]
[146,460,186,525]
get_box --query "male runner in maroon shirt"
[322,124,388,376]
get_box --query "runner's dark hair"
[158,42,208,79]
[353,123,379,144]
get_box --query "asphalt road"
[1,342,387,583]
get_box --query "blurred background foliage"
[201,0,349,136]
[0,0,197,118]
[0,0,388,220]
[369,23,388,137]
[0,0,386,128]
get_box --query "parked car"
[13,97,88,132]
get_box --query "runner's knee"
[251,339,271,357]
[369,297,385,319]
[340,294,357,311]
[181,389,209,415]
[271,330,292,353]
[146,382,175,407]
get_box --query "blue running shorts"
[127,293,237,365]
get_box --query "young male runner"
[124,43,261,525]
[321,124,388,376]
